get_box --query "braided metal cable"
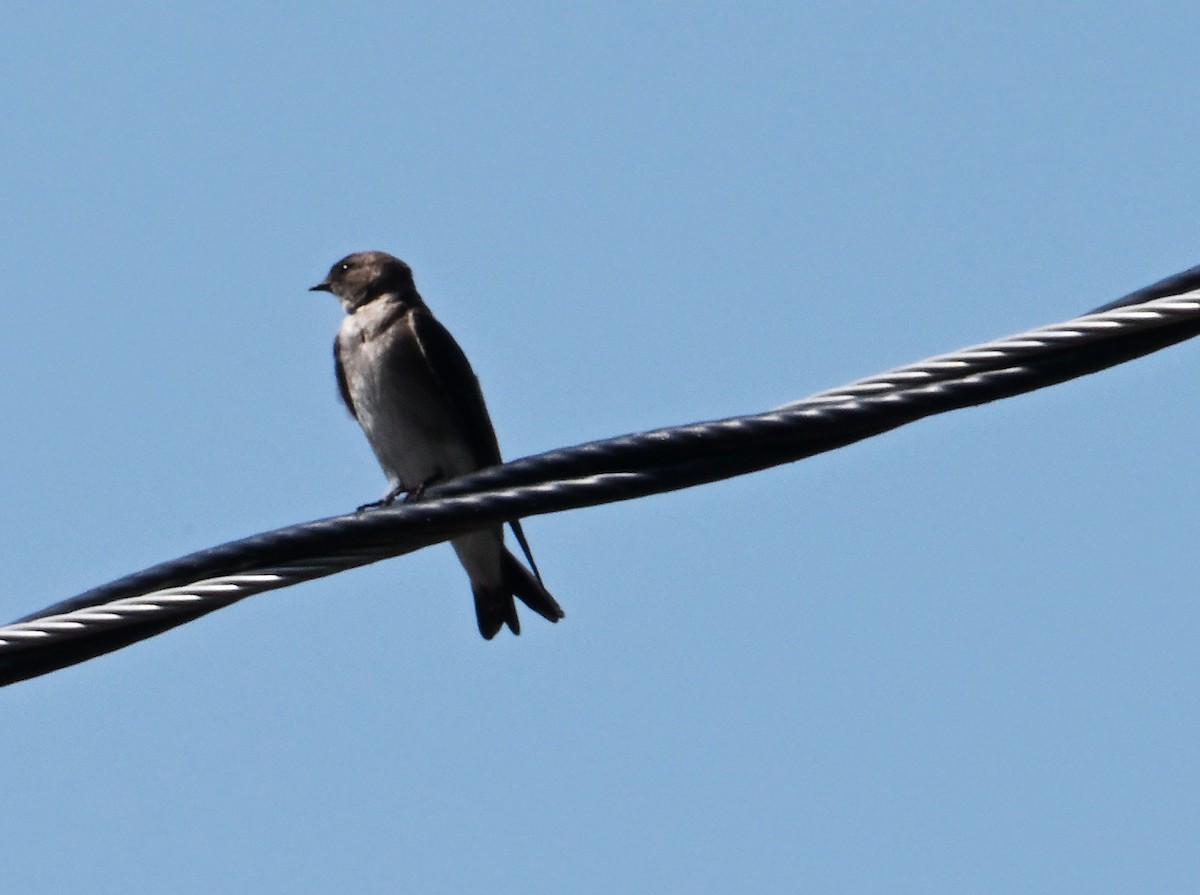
[794,292,1200,406]
[2,265,1199,687]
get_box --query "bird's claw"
[355,484,405,513]
[355,473,441,512]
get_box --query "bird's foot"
[355,472,443,512]
[402,472,444,504]
[356,483,407,513]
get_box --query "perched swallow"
[311,251,564,638]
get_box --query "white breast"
[337,302,475,491]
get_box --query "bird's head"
[310,251,417,313]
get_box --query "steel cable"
[2,264,1198,687]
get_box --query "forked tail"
[472,549,565,639]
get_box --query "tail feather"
[473,585,520,640]
[503,549,565,624]
[472,549,565,640]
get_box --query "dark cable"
[1,266,1197,687]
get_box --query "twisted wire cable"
[795,292,1200,406]
[2,264,1198,687]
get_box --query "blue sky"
[2,4,1199,892]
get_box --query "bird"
[310,251,563,639]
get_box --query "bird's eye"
[340,263,351,272]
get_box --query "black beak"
[309,282,333,293]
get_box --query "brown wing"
[408,307,549,583]
[333,336,357,419]
[408,307,502,469]
[409,307,546,583]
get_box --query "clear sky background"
[2,4,1199,892]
